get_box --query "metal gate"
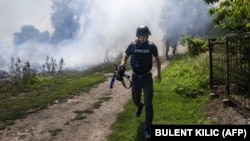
[209,32,250,114]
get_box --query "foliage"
[9,57,37,86]
[203,0,219,4]
[163,54,210,98]
[205,0,250,32]
[180,34,208,57]
[43,56,65,74]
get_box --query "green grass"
[107,53,211,141]
[0,52,213,141]
[0,62,112,130]
[49,128,63,136]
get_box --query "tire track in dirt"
[0,56,169,141]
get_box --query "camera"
[116,65,126,81]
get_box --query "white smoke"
[0,0,212,72]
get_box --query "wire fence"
[209,32,250,115]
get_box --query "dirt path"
[0,57,169,141]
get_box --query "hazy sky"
[0,0,166,71]
[0,0,52,44]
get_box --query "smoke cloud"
[0,0,212,72]
[160,0,213,42]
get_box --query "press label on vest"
[135,49,150,53]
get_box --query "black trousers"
[131,73,153,130]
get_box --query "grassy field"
[0,62,116,130]
[107,53,211,141]
[0,53,211,141]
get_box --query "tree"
[204,0,250,32]
[203,0,219,4]
[59,58,65,72]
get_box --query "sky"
[0,0,166,72]
[0,0,52,44]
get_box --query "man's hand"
[155,73,161,83]
[154,56,161,83]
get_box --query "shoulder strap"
[121,74,132,89]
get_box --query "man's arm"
[154,56,161,83]
[120,53,129,66]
